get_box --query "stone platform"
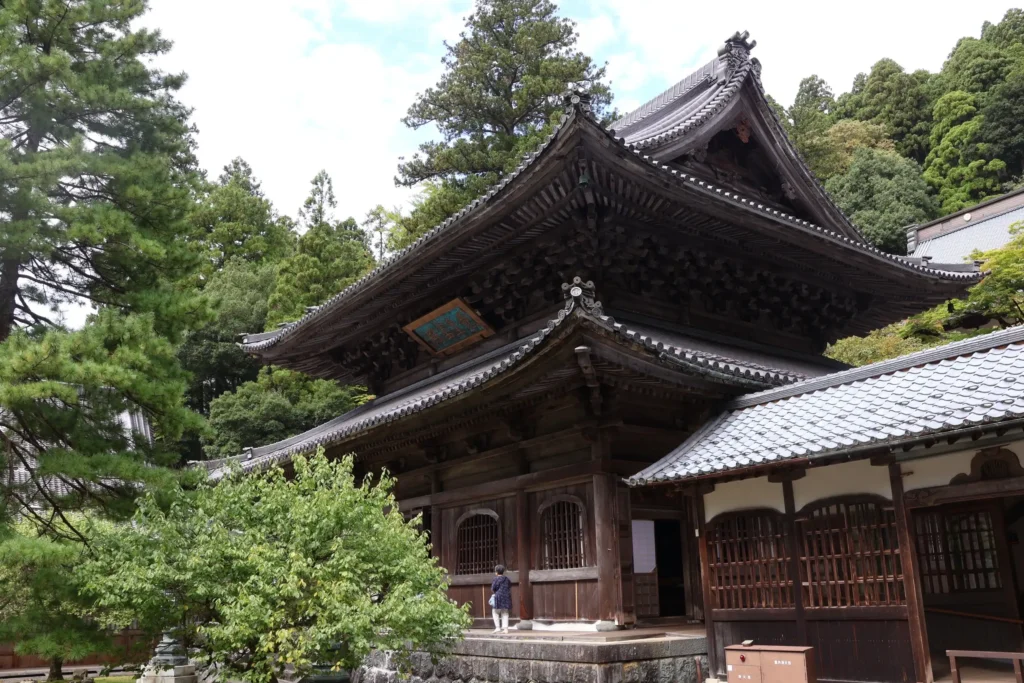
[354,626,708,683]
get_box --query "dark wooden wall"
[0,632,148,672]
[699,490,919,683]
[439,481,605,623]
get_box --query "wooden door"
[914,501,1024,654]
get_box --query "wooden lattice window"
[706,510,794,609]
[540,496,586,570]
[455,510,499,575]
[914,506,1002,594]
[796,498,905,607]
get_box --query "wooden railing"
[947,650,1024,683]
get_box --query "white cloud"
[588,0,1019,110]
[147,0,451,223]
[136,0,1022,234]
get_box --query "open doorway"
[632,519,687,619]
[915,497,1024,681]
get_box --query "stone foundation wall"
[354,637,708,683]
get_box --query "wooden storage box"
[725,644,816,683]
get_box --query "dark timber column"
[593,471,622,624]
[890,463,933,683]
[516,489,533,621]
[696,492,720,678]
[781,479,807,644]
[430,470,442,564]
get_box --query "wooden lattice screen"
[706,511,794,609]
[914,506,1002,594]
[796,499,905,607]
[455,513,499,575]
[541,500,585,569]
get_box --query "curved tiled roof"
[211,299,807,479]
[609,56,725,142]
[244,58,981,359]
[610,53,749,152]
[627,326,1024,486]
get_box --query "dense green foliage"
[824,148,937,253]
[81,450,470,683]
[0,528,116,679]
[826,221,1024,366]
[266,172,374,327]
[204,368,367,459]
[777,8,1024,253]
[188,159,296,277]
[388,0,612,249]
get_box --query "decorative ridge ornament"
[717,30,757,72]
[561,276,603,316]
[563,90,594,117]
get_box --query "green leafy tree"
[0,0,201,342]
[189,160,296,277]
[788,75,835,163]
[802,119,894,181]
[362,205,395,261]
[2,310,204,535]
[826,322,936,367]
[393,0,612,244]
[940,37,1014,98]
[266,173,374,327]
[825,148,938,253]
[178,258,278,421]
[923,91,1006,213]
[298,170,336,228]
[980,69,1024,178]
[203,368,367,458]
[218,157,264,196]
[834,59,936,163]
[0,3,206,674]
[0,530,118,681]
[982,8,1024,49]
[81,450,470,683]
[958,222,1024,326]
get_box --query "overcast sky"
[144,0,1019,226]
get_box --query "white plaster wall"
[704,476,784,521]
[903,441,1024,491]
[792,459,892,511]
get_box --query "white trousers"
[492,608,509,630]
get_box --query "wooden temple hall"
[208,32,1024,683]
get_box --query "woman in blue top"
[491,564,512,634]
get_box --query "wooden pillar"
[890,463,933,683]
[430,505,442,562]
[430,471,442,564]
[516,489,533,621]
[696,492,720,678]
[782,480,807,644]
[686,495,704,621]
[593,471,622,623]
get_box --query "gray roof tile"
[210,301,810,479]
[912,205,1024,263]
[628,326,1024,486]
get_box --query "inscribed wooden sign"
[402,298,494,356]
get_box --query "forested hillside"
[770,9,1024,364]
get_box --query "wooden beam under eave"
[396,458,635,512]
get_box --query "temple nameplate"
[402,298,495,356]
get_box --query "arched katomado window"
[706,510,794,609]
[539,496,587,570]
[796,496,905,607]
[454,509,500,575]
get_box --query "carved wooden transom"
[951,448,1024,485]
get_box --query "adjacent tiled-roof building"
[908,187,1024,263]
[628,326,1024,485]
